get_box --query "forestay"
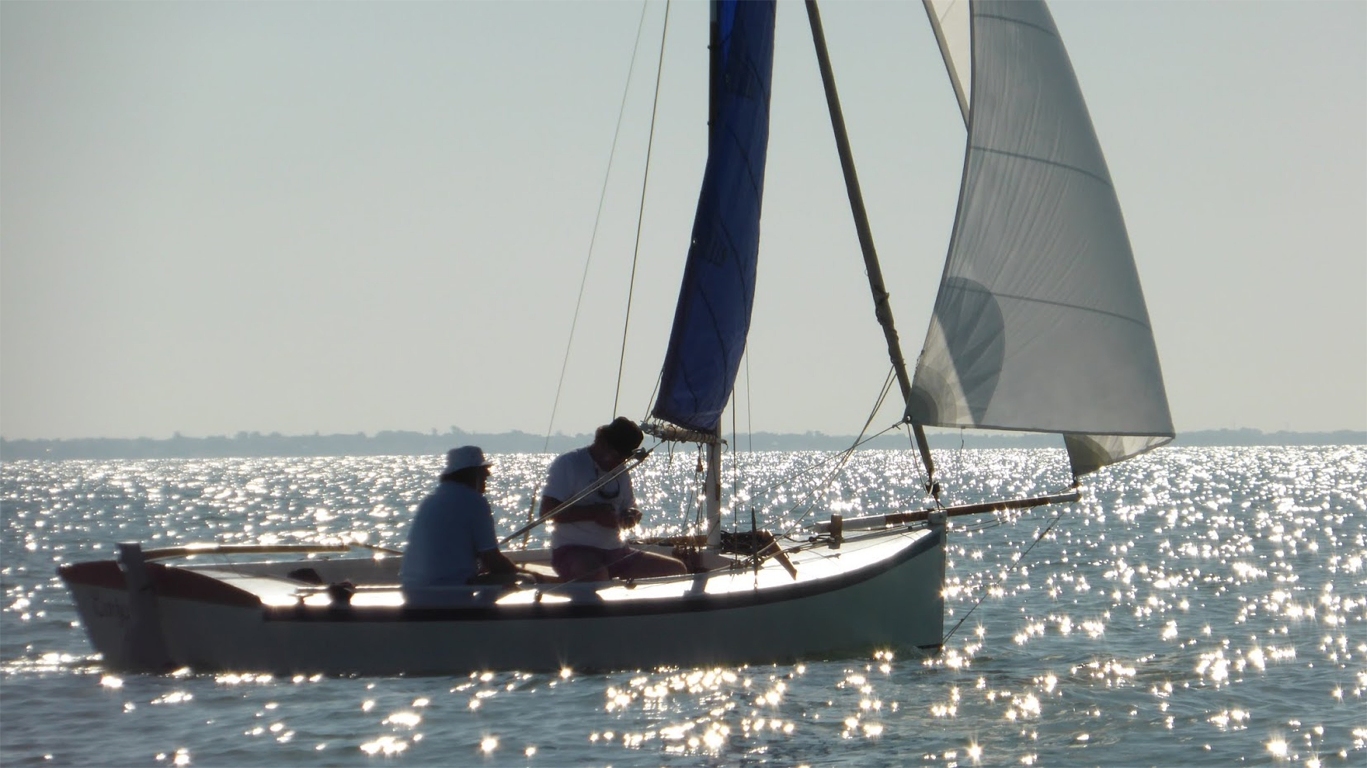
[907,0,1174,476]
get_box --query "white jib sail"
[922,0,972,125]
[909,0,1174,475]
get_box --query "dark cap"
[597,417,643,455]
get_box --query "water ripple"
[2,446,1364,766]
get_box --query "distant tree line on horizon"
[2,427,1363,461]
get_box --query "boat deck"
[160,527,937,613]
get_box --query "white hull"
[60,522,945,675]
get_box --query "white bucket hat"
[443,446,492,475]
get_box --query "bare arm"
[477,548,519,575]
[477,548,545,583]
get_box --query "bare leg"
[612,550,688,580]
[551,546,611,583]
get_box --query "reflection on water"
[2,446,1364,766]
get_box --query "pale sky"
[2,0,1364,442]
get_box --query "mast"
[802,0,938,491]
[704,440,722,546]
[702,0,724,546]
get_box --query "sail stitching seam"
[971,145,1113,190]
[974,12,1058,42]
[951,282,1152,331]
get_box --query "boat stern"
[58,544,264,672]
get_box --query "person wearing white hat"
[540,417,688,582]
[400,446,528,605]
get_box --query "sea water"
[2,446,1363,767]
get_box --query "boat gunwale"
[264,525,942,623]
[59,524,941,621]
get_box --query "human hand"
[618,507,642,529]
[594,505,621,529]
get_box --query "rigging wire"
[744,353,754,456]
[721,417,901,542]
[732,358,955,544]
[613,0,673,417]
[730,402,739,533]
[525,1,653,548]
[777,421,903,532]
[693,366,903,539]
[719,351,756,536]
[542,0,654,447]
[770,366,900,531]
[940,508,1067,645]
[861,366,898,442]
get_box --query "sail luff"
[921,0,971,126]
[802,0,937,484]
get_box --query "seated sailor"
[541,417,688,582]
[401,446,530,605]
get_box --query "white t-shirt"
[545,446,633,550]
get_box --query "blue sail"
[651,0,775,434]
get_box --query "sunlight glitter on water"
[152,748,191,766]
[3,446,1366,766]
[358,736,407,756]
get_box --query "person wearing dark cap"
[541,417,688,582]
[401,446,531,606]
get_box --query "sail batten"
[652,0,776,434]
[909,0,1174,476]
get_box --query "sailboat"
[58,0,1172,676]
